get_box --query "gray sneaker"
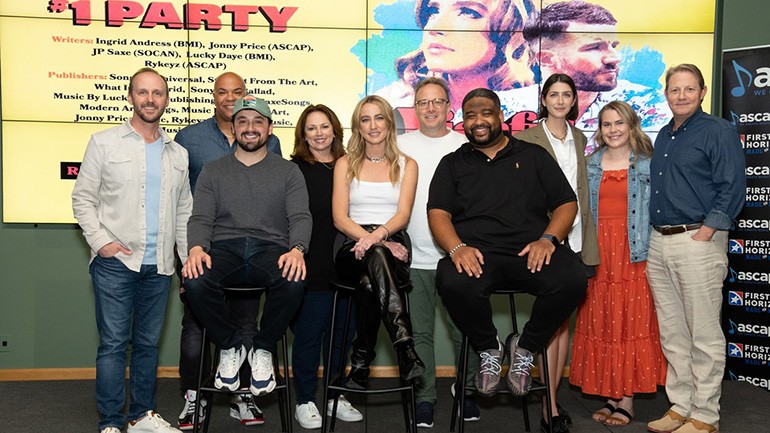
[505,333,534,396]
[473,340,503,397]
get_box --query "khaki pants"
[646,230,728,427]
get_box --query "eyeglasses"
[415,98,449,109]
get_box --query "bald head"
[213,72,247,122]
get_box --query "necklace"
[319,161,334,170]
[366,154,386,163]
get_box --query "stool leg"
[542,346,554,433]
[193,328,207,433]
[509,293,533,431]
[280,333,293,433]
[450,335,469,433]
[321,290,338,433]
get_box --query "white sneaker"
[295,402,322,429]
[177,389,207,431]
[215,345,246,391]
[230,393,265,425]
[249,348,276,396]
[101,428,121,433]
[127,411,182,433]
[327,395,363,422]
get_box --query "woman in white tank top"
[332,95,424,388]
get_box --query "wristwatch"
[539,234,560,248]
[292,244,307,254]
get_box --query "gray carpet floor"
[0,377,766,432]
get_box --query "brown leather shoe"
[647,409,687,433]
[672,419,718,433]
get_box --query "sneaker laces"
[242,395,260,416]
[255,350,272,373]
[479,351,502,375]
[511,351,534,376]
[222,346,242,372]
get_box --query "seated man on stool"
[428,88,587,397]
[183,95,312,397]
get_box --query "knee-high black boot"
[364,245,425,381]
[347,276,380,389]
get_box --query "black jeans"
[178,293,260,392]
[183,237,304,352]
[436,246,587,353]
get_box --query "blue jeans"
[184,237,304,351]
[290,291,355,404]
[90,256,172,430]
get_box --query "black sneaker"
[449,382,481,422]
[463,395,480,422]
[230,393,265,426]
[415,401,434,428]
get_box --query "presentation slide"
[1,0,715,223]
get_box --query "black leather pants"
[335,229,414,354]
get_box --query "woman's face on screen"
[420,0,499,75]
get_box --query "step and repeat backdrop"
[722,44,770,392]
[1,0,716,223]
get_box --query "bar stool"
[193,286,292,433]
[450,288,553,433]
[321,279,418,433]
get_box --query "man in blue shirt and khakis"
[646,64,745,433]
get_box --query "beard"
[237,136,267,153]
[134,103,164,124]
[464,123,503,148]
[572,68,618,92]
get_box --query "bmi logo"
[728,342,744,358]
[729,239,744,254]
[728,291,744,306]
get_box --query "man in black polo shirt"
[427,88,587,399]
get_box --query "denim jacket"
[587,147,651,263]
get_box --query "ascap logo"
[729,60,770,97]
[728,267,770,284]
[746,165,770,177]
[733,111,770,125]
[737,219,770,231]
[728,319,770,337]
[729,370,770,391]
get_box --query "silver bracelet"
[379,224,390,239]
[449,242,467,257]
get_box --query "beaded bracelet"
[449,242,467,257]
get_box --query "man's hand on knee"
[278,248,306,282]
[451,246,485,278]
[183,246,212,279]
